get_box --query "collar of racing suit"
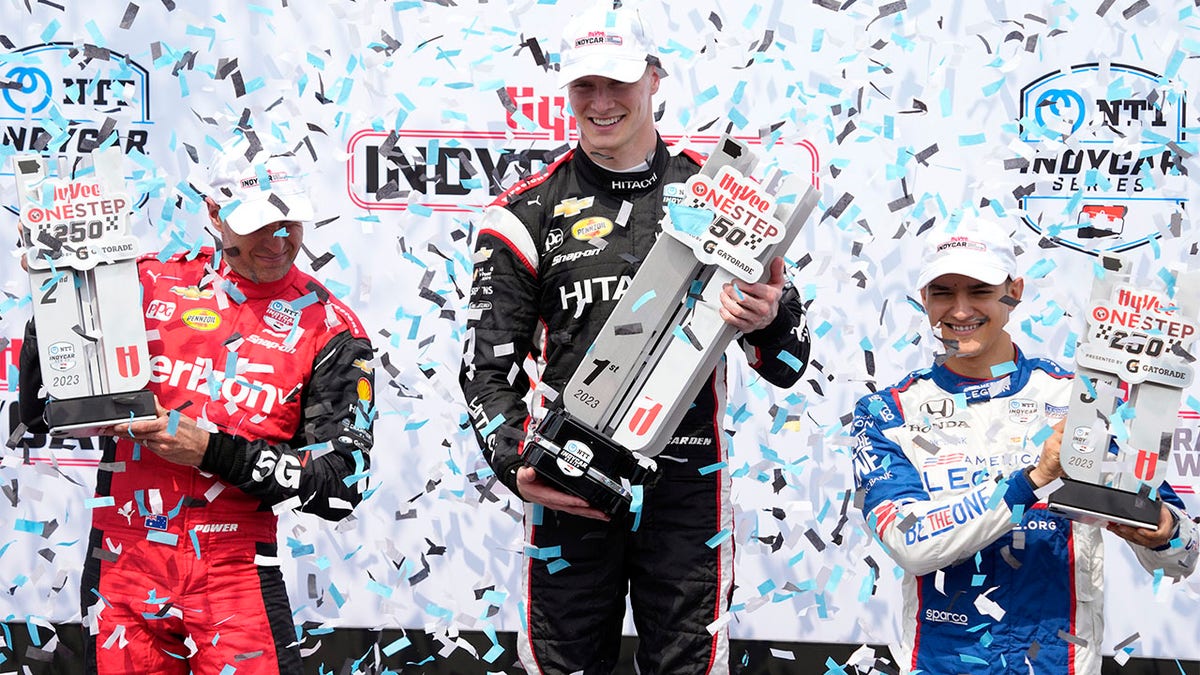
[571,134,671,196]
[927,343,1037,403]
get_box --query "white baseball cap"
[204,143,314,235]
[558,3,661,87]
[916,220,1019,289]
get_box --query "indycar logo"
[557,439,593,478]
[264,299,300,334]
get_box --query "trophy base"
[525,407,659,519]
[46,389,157,437]
[1048,477,1161,530]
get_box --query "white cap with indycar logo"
[917,220,1019,289]
[203,142,315,235]
[558,3,661,86]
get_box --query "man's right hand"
[515,466,611,521]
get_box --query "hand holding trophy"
[1050,255,1200,528]
[13,147,155,436]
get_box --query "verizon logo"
[148,355,284,415]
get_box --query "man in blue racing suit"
[851,219,1198,674]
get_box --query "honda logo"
[920,398,955,420]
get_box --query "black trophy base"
[525,407,658,519]
[45,389,157,437]
[1048,477,1161,530]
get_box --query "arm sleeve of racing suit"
[200,330,375,521]
[1126,483,1199,580]
[852,394,1042,577]
[17,319,50,434]
[459,205,542,499]
[739,282,810,388]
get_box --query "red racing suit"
[19,248,374,674]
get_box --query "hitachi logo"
[192,523,239,533]
[148,355,283,415]
[559,275,631,312]
[610,174,657,191]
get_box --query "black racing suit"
[460,136,810,674]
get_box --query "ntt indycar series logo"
[346,87,820,212]
[1015,63,1186,255]
[1,43,152,158]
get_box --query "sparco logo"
[1014,64,1186,255]
[1,43,154,191]
[924,609,968,625]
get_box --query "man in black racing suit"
[459,4,811,673]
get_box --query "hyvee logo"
[1,43,153,165]
[346,87,822,212]
[1015,64,1186,255]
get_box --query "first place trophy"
[1049,255,1200,528]
[13,146,156,436]
[523,135,820,517]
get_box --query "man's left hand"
[104,400,211,468]
[1108,503,1177,550]
[719,256,786,333]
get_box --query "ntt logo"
[1013,63,1187,256]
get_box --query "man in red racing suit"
[18,142,374,674]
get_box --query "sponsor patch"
[1007,398,1039,424]
[170,285,215,300]
[182,308,221,332]
[571,217,612,241]
[146,299,176,321]
[553,196,594,218]
[264,299,300,333]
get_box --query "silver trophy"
[13,147,156,436]
[1049,255,1200,528]
[524,135,820,517]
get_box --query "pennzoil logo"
[571,217,612,241]
[170,285,215,300]
[1014,63,1186,255]
[182,308,221,332]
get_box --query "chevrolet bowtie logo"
[553,196,594,218]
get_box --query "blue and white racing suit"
[852,347,1198,674]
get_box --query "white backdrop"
[1,0,1199,668]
